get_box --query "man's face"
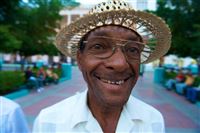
[77,26,142,107]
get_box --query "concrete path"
[14,66,200,133]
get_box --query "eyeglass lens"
[83,36,144,60]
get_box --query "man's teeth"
[101,78,125,85]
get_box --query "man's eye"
[94,44,103,49]
[90,44,105,50]
[127,47,139,55]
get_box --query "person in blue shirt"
[0,96,30,133]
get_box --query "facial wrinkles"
[78,26,141,111]
[88,26,141,41]
[81,54,134,88]
[88,27,140,84]
[93,53,137,87]
[94,71,135,85]
[87,28,143,57]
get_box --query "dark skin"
[77,26,142,133]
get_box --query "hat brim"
[55,10,171,64]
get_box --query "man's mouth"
[94,75,130,85]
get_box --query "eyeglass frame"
[79,36,145,62]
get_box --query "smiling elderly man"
[33,0,171,133]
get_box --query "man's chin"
[102,97,128,108]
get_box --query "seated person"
[46,67,59,84]
[24,67,44,92]
[0,96,30,133]
[175,72,195,94]
[24,66,35,82]
[165,70,185,90]
[186,84,200,103]
[37,67,46,85]
[24,67,37,87]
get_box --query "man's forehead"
[87,26,141,41]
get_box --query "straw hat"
[55,0,171,64]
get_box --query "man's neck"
[87,96,123,133]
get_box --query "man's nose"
[104,48,129,72]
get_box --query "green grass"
[0,71,25,95]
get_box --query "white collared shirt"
[33,90,165,133]
[0,96,30,133]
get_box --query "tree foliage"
[154,0,200,58]
[0,25,21,52]
[0,0,80,56]
[18,0,63,56]
[0,0,22,53]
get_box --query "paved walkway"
[14,66,200,133]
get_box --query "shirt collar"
[70,90,89,129]
[70,90,147,130]
[126,95,150,122]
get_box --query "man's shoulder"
[37,92,84,123]
[0,96,20,115]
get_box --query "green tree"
[154,0,200,58]
[0,0,23,53]
[17,0,64,56]
[0,0,21,24]
[0,25,21,53]
[0,0,80,56]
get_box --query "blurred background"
[1,0,200,132]
[0,0,200,66]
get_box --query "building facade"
[59,0,157,26]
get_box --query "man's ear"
[76,51,82,71]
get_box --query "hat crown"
[89,0,132,14]
[56,0,171,64]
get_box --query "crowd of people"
[24,66,59,92]
[165,69,200,103]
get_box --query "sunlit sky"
[23,0,28,3]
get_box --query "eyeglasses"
[82,36,145,61]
